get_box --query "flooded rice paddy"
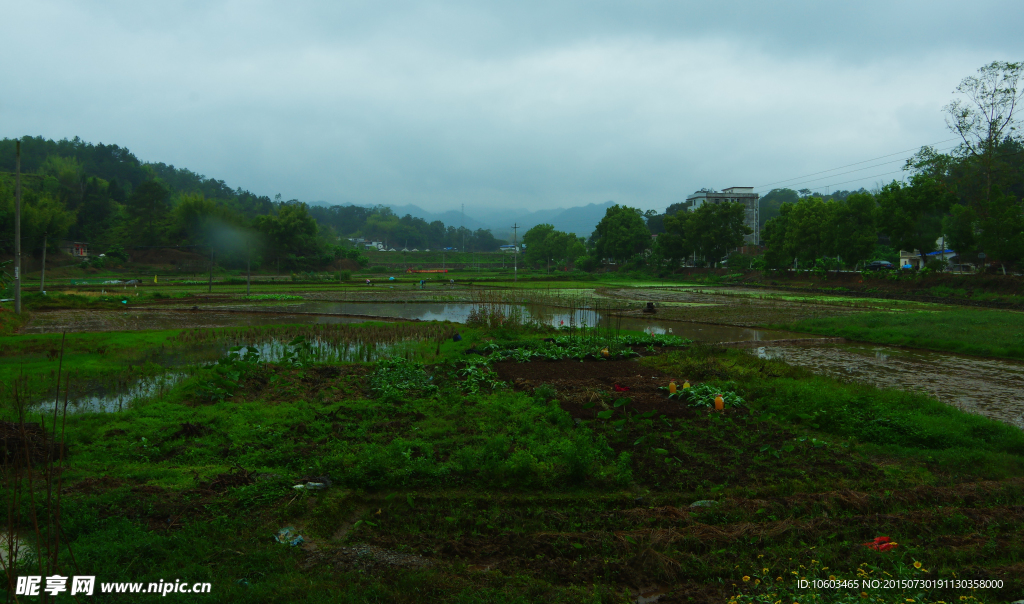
[757,343,1024,428]
[18,299,1024,428]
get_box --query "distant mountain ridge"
[310,200,616,238]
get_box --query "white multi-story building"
[684,187,760,245]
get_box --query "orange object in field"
[668,380,677,394]
[714,395,724,411]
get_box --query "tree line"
[521,61,1024,274]
[0,137,507,270]
[765,61,1024,273]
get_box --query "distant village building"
[899,238,959,270]
[684,187,760,245]
[61,241,89,258]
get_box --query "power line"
[769,146,1024,194]
[757,145,956,192]
[754,138,959,190]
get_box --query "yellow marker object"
[683,381,690,389]
[154,274,158,283]
[600,347,610,358]
[668,381,677,394]
[714,395,724,411]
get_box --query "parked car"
[864,260,895,271]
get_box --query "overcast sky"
[2,0,1021,214]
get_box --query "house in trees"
[684,187,760,245]
[60,241,89,259]
[898,239,959,270]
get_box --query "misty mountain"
[311,200,617,238]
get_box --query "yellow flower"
[758,554,764,558]
[860,593,868,599]
[754,579,761,585]
[913,561,922,569]
[763,568,769,574]
[743,576,751,582]
[776,577,782,582]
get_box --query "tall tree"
[876,176,953,266]
[591,204,651,264]
[782,197,833,265]
[125,180,171,243]
[828,193,877,269]
[945,61,1024,205]
[978,192,1024,274]
[688,202,752,265]
[658,211,695,266]
[254,202,320,263]
[943,204,978,259]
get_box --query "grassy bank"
[776,308,1024,360]
[3,326,1023,603]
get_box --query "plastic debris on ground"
[689,500,719,508]
[274,526,305,546]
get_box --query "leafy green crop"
[369,357,438,402]
[663,381,744,408]
[482,333,690,362]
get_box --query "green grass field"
[779,308,1024,360]
[3,323,1023,603]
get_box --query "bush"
[338,270,351,282]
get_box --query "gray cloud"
[2,0,1021,213]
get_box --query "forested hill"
[0,136,506,269]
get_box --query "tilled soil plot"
[597,287,870,326]
[493,359,698,419]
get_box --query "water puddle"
[757,344,1024,428]
[28,373,188,415]
[0,532,35,568]
[211,301,803,342]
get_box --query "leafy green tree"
[758,188,800,230]
[945,61,1024,205]
[782,197,833,266]
[0,181,76,254]
[876,176,953,266]
[523,224,556,266]
[661,202,750,266]
[943,204,978,259]
[979,192,1024,273]
[591,204,651,263]
[653,224,692,266]
[39,155,86,210]
[828,193,877,269]
[126,180,171,242]
[524,224,585,270]
[254,202,320,264]
[761,206,793,269]
[688,202,752,265]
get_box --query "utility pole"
[40,233,47,292]
[461,203,465,253]
[208,247,214,293]
[511,223,519,283]
[14,141,22,314]
[246,237,251,296]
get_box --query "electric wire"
[754,138,960,190]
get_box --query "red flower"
[613,384,630,392]
[862,536,898,551]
